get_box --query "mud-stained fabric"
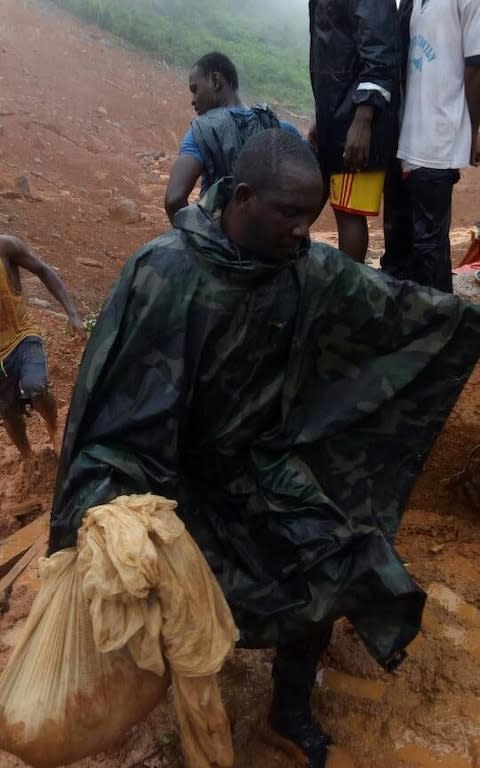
[0,494,237,768]
[49,179,480,665]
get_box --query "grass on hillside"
[50,0,313,114]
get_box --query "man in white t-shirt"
[383,0,480,292]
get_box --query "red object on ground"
[458,224,480,268]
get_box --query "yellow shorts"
[330,170,385,217]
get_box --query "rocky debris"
[453,272,480,303]
[16,175,34,198]
[86,136,108,154]
[108,196,141,225]
[29,297,51,309]
[96,106,108,118]
[136,150,169,175]
[0,175,38,200]
[76,257,103,269]
[0,191,23,201]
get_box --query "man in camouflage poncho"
[50,130,479,768]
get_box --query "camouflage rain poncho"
[50,180,480,665]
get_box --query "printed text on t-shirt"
[409,34,437,73]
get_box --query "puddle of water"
[458,696,480,726]
[318,668,386,702]
[442,625,467,646]
[428,584,480,628]
[396,743,472,768]
[421,606,444,635]
[444,627,480,660]
[408,632,428,655]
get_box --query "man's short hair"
[194,52,239,91]
[233,128,320,193]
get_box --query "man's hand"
[344,105,374,172]
[465,64,480,167]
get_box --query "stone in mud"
[108,197,141,225]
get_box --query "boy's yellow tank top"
[0,256,40,361]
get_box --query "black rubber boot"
[269,627,333,768]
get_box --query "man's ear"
[211,71,223,93]
[233,182,255,208]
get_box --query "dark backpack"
[191,105,281,195]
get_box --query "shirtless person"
[0,236,82,458]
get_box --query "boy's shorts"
[0,336,49,417]
[330,170,386,217]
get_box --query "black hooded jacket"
[399,0,414,89]
[309,0,400,174]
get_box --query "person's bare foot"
[45,424,62,457]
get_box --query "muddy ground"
[0,1,479,767]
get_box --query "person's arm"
[164,154,203,224]
[465,62,480,165]
[344,0,399,171]
[3,236,83,330]
[344,105,375,172]
[460,0,480,165]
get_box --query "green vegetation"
[83,309,100,334]
[50,0,313,113]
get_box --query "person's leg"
[269,623,333,767]
[381,159,414,278]
[0,345,34,459]
[32,391,60,454]
[330,171,385,264]
[3,406,34,459]
[334,210,369,263]
[406,168,460,292]
[17,336,61,454]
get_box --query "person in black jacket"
[309,0,400,262]
[382,0,414,280]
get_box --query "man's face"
[235,163,324,259]
[189,66,216,115]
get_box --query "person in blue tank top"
[164,52,302,223]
